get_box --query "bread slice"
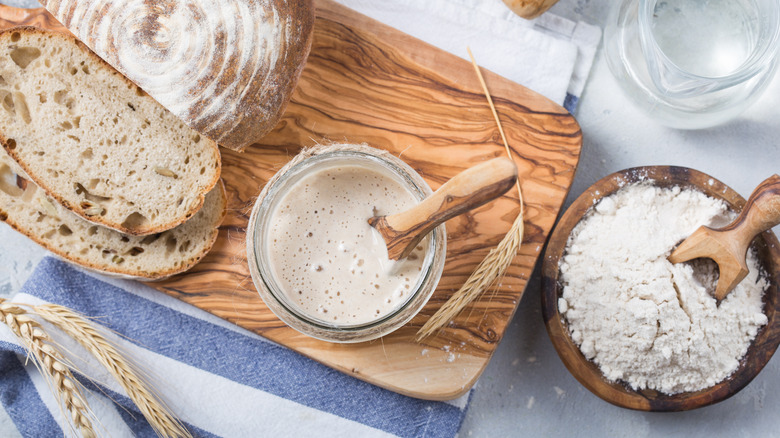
[0,27,221,235]
[39,0,315,151]
[0,149,226,280]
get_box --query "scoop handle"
[723,174,780,249]
[501,0,559,19]
[369,157,517,260]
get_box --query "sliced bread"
[0,149,226,280]
[0,27,221,236]
[39,0,315,151]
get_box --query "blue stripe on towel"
[0,341,63,437]
[21,258,465,438]
[75,373,218,438]
[564,93,579,113]
[112,406,219,438]
[114,408,161,438]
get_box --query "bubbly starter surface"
[266,163,427,325]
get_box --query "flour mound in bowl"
[558,183,768,394]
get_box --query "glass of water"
[605,0,780,129]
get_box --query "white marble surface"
[1,0,779,437]
[458,1,780,437]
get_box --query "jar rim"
[246,146,447,342]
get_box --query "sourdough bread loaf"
[0,149,226,280]
[39,0,315,151]
[0,27,221,235]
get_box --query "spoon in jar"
[369,157,517,260]
[669,174,780,300]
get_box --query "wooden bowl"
[541,166,780,411]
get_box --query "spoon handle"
[369,157,517,260]
[723,174,780,249]
[502,0,560,19]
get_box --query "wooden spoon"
[369,157,517,260]
[669,174,780,300]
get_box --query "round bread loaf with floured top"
[39,0,315,151]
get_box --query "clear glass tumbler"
[605,0,780,129]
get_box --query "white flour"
[559,183,768,394]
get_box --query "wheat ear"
[0,299,96,438]
[416,48,525,341]
[32,304,191,438]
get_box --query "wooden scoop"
[669,174,780,300]
[369,157,518,260]
[501,0,560,19]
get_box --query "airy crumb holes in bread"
[0,149,226,280]
[0,27,221,236]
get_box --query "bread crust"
[0,26,222,235]
[0,177,227,281]
[38,0,316,152]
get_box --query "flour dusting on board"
[559,183,768,394]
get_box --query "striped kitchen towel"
[335,0,602,113]
[0,257,469,437]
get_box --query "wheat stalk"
[0,299,96,438]
[416,48,525,341]
[32,304,191,438]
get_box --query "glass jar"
[246,145,447,343]
[604,0,780,129]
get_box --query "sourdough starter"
[266,164,427,325]
[559,183,768,394]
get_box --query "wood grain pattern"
[669,174,780,300]
[542,166,780,411]
[0,5,67,32]
[2,0,582,400]
[38,0,315,151]
[724,174,780,234]
[371,157,517,260]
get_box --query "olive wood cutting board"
[0,0,582,400]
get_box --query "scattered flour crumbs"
[559,183,769,394]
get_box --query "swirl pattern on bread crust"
[40,0,315,151]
